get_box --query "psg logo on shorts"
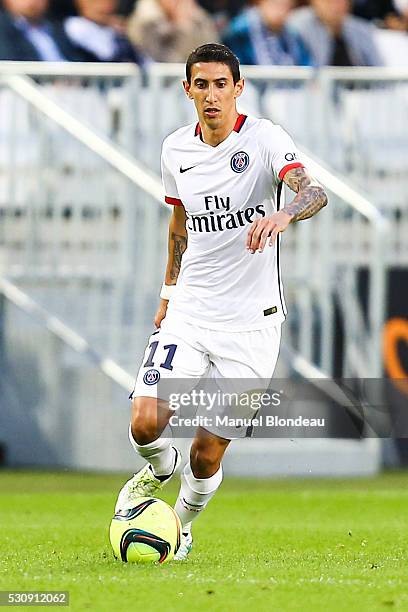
[231,151,250,173]
[143,369,161,385]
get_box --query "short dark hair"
[186,44,241,85]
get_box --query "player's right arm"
[154,204,187,328]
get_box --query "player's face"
[183,62,244,130]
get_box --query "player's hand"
[154,298,169,328]
[246,210,293,253]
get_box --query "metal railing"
[0,69,170,366]
[0,277,136,469]
[318,68,408,220]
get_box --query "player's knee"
[130,399,161,445]
[190,441,222,478]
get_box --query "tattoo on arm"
[282,167,328,222]
[169,232,187,281]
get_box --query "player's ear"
[183,80,193,99]
[234,78,245,99]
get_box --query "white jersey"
[161,114,304,331]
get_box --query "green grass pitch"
[0,470,407,611]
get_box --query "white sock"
[128,424,175,477]
[174,463,223,532]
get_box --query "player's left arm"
[282,167,328,222]
[246,167,328,253]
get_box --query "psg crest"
[231,151,249,173]
[143,369,161,385]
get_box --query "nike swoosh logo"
[180,165,196,173]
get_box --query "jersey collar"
[194,114,247,140]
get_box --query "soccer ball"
[109,497,181,564]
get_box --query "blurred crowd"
[0,0,407,66]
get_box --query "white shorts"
[131,314,281,439]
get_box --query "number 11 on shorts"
[144,342,177,371]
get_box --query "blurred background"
[0,0,407,479]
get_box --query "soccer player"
[115,43,328,560]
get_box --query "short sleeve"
[257,120,304,183]
[161,144,183,206]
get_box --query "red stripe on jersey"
[278,162,304,181]
[233,114,247,132]
[165,196,183,206]
[194,115,247,137]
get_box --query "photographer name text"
[169,415,325,428]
